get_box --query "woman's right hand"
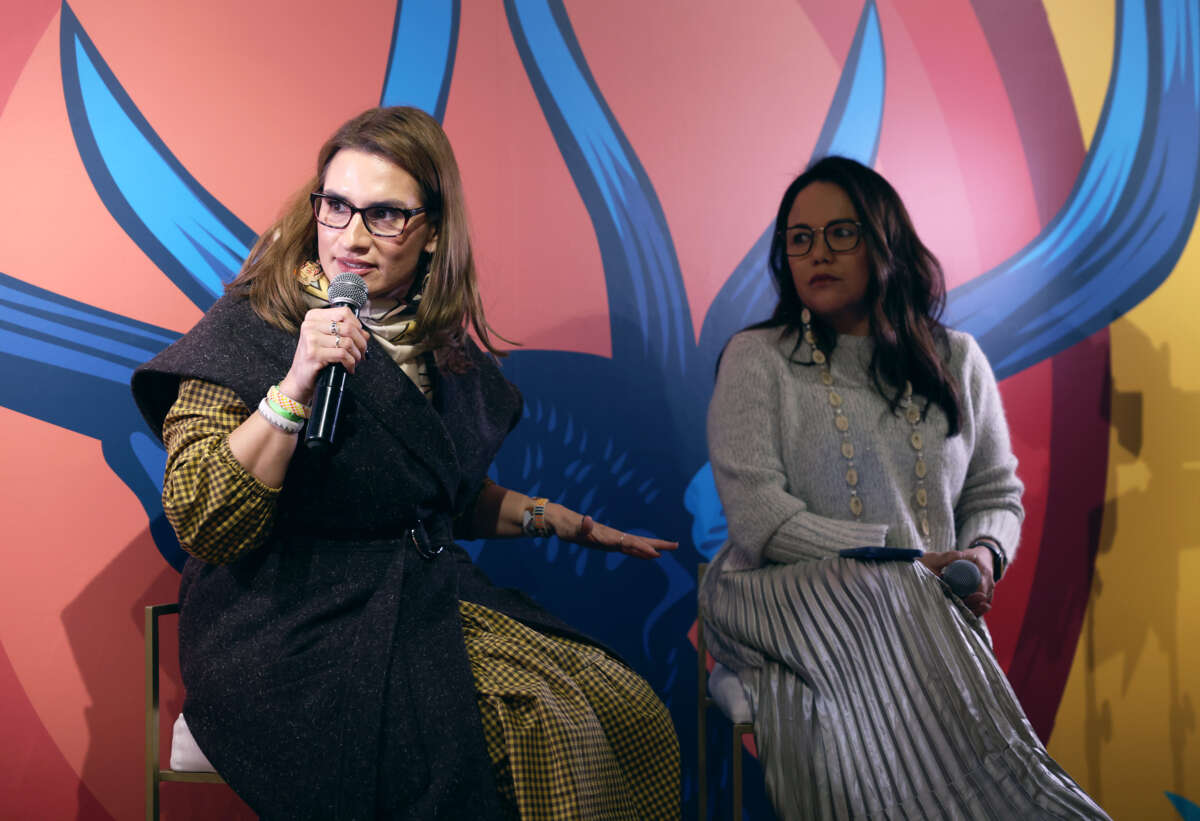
[277,307,370,405]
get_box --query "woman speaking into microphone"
[132,106,679,820]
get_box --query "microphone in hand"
[942,559,982,599]
[305,272,368,452]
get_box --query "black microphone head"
[943,559,982,598]
[327,272,368,311]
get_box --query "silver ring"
[329,320,338,335]
[335,336,342,348]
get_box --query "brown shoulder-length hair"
[761,156,963,434]
[228,106,505,359]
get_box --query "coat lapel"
[346,337,462,505]
[435,346,522,489]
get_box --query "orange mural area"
[1,1,1198,818]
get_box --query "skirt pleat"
[702,556,1108,821]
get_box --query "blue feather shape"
[944,0,1200,378]
[1167,792,1200,821]
[380,0,460,119]
[505,0,693,383]
[810,0,887,166]
[696,0,886,376]
[0,271,185,567]
[59,2,255,311]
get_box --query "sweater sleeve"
[161,379,281,564]
[952,336,1025,564]
[708,333,889,567]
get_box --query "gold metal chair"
[145,603,224,821]
[696,563,755,820]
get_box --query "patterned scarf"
[298,261,433,398]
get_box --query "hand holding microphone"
[837,547,994,616]
[916,549,993,617]
[284,272,368,452]
[941,559,981,598]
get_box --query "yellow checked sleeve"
[161,378,281,564]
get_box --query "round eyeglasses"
[310,193,428,238]
[781,219,863,257]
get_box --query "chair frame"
[696,563,754,821]
[145,603,224,821]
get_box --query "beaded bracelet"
[257,397,303,434]
[522,497,554,538]
[268,384,310,420]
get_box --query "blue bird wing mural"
[944,0,1200,379]
[505,0,695,392]
[55,2,265,565]
[0,271,185,565]
[380,0,460,116]
[60,2,255,311]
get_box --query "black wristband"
[970,540,1006,582]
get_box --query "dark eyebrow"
[785,218,856,230]
[318,190,417,210]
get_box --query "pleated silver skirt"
[700,552,1109,820]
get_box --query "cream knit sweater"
[707,325,1024,572]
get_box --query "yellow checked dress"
[162,378,679,819]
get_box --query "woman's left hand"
[546,503,678,560]
[918,548,995,617]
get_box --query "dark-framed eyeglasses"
[781,219,863,257]
[310,193,428,238]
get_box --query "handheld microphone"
[305,272,368,452]
[942,559,982,598]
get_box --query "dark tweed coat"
[133,294,596,819]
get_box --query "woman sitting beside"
[700,156,1107,820]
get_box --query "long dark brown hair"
[228,106,505,359]
[762,156,962,434]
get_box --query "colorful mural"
[1,1,1197,818]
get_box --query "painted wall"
[0,1,1197,818]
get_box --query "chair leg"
[732,727,742,820]
[698,700,707,820]
[146,605,159,821]
[146,604,178,821]
[732,724,755,821]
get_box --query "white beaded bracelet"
[257,397,303,434]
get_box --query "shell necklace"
[801,308,931,542]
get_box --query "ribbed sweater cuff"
[765,513,890,563]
